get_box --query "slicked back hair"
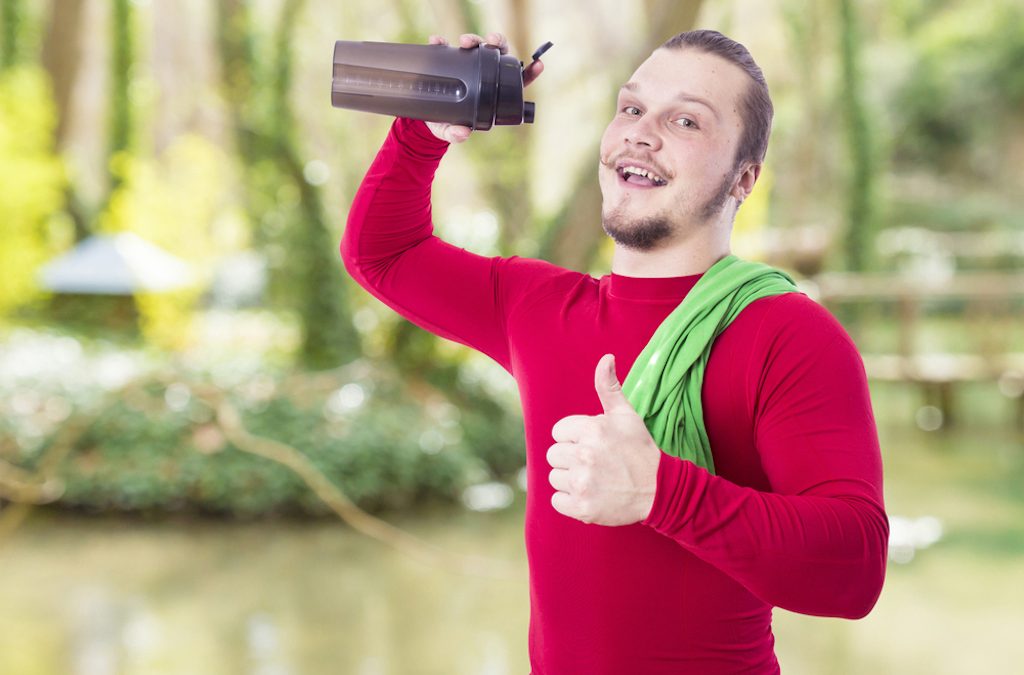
[660,29,773,170]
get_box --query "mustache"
[600,152,670,180]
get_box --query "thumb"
[595,354,631,414]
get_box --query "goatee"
[602,170,736,252]
[601,212,673,252]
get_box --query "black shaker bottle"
[331,39,553,130]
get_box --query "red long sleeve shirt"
[340,117,888,674]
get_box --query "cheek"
[674,137,726,174]
[598,120,624,161]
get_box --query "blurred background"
[1,0,1023,673]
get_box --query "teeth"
[620,165,666,185]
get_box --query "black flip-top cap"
[531,41,554,62]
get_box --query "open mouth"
[616,166,668,190]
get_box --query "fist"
[547,354,661,526]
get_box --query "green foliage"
[0,65,65,317]
[1,0,25,70]
[38,366,524,518]
[890,1,1024,171]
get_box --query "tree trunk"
[42,0,85,147]
[217,0,360,370]
[108,0,134,198]
[838,0,876,273]
[275,0,362,370]
[41,0,90,241]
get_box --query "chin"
[601,210,675,251]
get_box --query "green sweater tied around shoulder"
[620,254,800,475]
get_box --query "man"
[341,28,888,674]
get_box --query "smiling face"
[598,47,754,252]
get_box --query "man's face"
[598,47,751,252]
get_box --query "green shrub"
[23,363,525,519]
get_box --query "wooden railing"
[798,271,1024,430]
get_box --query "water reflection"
[245,612,290,675]
[68,585,120,675]
[0,504,530,675]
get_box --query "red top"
[341,117,889,674]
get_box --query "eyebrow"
[619,81,720,121]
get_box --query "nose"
[624,114,662,151]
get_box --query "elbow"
[839,569,885,619]
[836,506,891,620]
[339,246,356,277]
[770,503,890,620]
[339,226,357,271]
[837,573,886,620]
[861,510,891,618]
[340,249,370,292]
[338,228,368,285]
[777,555,887,620]
[339,198,368,273]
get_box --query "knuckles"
[571,470,591,496]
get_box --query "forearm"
[642,452,889,619]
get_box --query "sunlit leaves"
[0,66,65,316]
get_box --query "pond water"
[1,383,1023,674]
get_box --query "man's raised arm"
[340,32,548,374]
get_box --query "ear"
[732,162,761,205]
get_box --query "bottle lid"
[531,41,554,63]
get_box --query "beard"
[601,212,673,251]
[601,169,736,252]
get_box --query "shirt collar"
[608,270,705,301]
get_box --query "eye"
[621,105,642,116]
[674,117,698,129]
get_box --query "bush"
[10,357,525,519]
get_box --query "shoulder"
[742,291,860,356]
[497,254,575,280]
[496,254,584,291]
[495,255,588,315]
[732,293,869,428]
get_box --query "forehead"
[621,48,747,122]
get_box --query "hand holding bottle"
[424,32,545,144]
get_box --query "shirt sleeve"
[640,295,889,619]
[340,117,559,374]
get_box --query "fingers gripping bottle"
[331,39,553,130]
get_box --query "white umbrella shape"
[39,232,196,295]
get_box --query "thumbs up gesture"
[547,354,662,526]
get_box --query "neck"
[611,221,732,278]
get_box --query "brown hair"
[660,29,773,169]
